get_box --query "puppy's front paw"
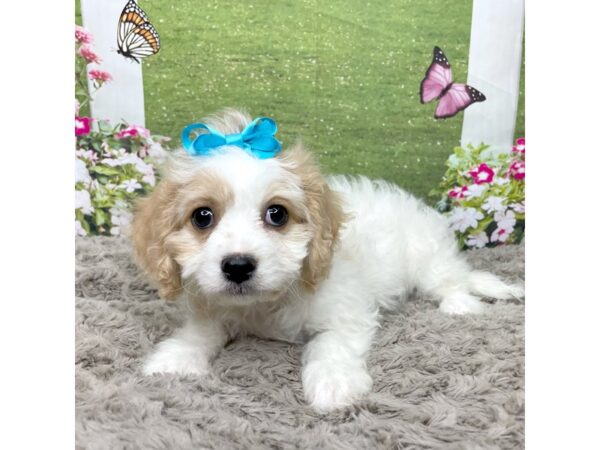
[302,361,372,412]
[142,344,210,376]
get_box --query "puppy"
[132,109,523,411]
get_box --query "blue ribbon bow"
[181,117,282,159]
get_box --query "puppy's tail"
[467,270,524,300]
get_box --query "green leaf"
[89,165,121,177]
[80,217,91,234]
[454,146,466,159]
[97,120,113,134]
[94,209,107,226]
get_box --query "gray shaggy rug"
[76,237,524,450]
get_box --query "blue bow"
[181,117,282,159]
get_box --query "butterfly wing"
[122,22,160,58]
[117,0,160,61]
[434,83,486,119]
[420,46,453,103]
[117,0,149,49]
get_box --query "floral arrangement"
[75,25,169,236]
[430,138,525,249]
[75,25,112,115]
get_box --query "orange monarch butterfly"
[116,0,160,63]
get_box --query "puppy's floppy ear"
[280,142,346,291]
[130,180,182,300]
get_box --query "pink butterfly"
[420,46,486,119]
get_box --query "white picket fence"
[461,0,525,153]
[80,0,145,127]
[80,0,524,151]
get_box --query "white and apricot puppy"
[132,109,523,412]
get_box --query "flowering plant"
[75,25,169,236]
[430,138,525,249]
[75,25,112,116]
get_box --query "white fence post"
[461,0,524,153]
[80,0,145,126]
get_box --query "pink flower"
[509,160,525,180]
[78,45,102,64]
[448,186,468,199]
[75,25,93,44]
[491,227,512,243]
[75,116,92,136]
[89,70,112,83]
[468,163,495,185]
[512,137,525,155]
[115,124,150,139]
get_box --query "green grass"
[80,0,525,201]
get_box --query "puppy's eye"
[264,205,288,227]
[191,207,214,229]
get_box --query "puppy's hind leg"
[420,255,522,315]
[438,290,487,315]
[467,270,524,300]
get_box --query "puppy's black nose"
[221,255,257,284]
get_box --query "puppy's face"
[131,144,344,306]
[168,149,312,304]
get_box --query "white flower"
[448,207,484,233]
[464,184,486,199]
[123,153,145,168]
[128,156,156,186]
[493,176,510,186]
[466,232,489,249]
[109,207,133,236]
[103,153,155,186]
[75,220,87,236]
[142,171,156,186]
[110,208,132,227]
[121,179,142,193]
[148,142,167,163]
[75,158,91,185]
[510,202,525,213]
[75,189,94,215]
[76,149,98,164]
[491,227,512,243]
[494,209,516,231]
[482,196,506,213]
[102,154,132,167]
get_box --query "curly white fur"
[133,109,523,412]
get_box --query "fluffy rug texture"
[76,237,524,449]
